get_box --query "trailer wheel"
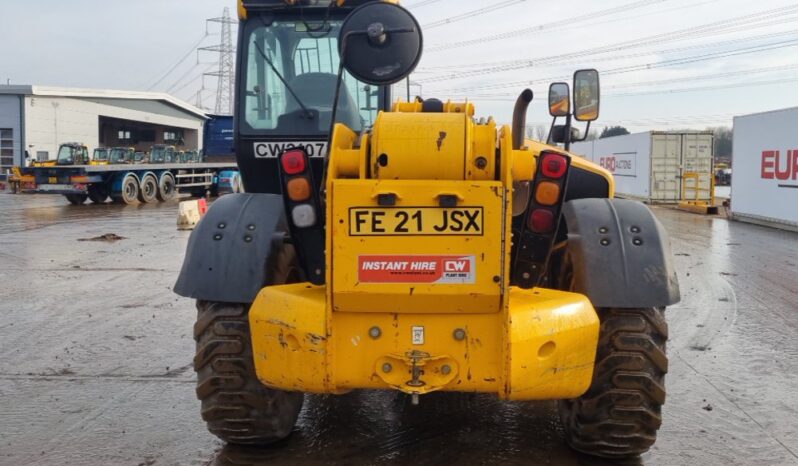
[194,244,304,445]
[113,175,139,205]
[156,173,176,202]
[64,194,88,205]
[88,185,109,204]
[559,307,667,458]
[138,175,158,203]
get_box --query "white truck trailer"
[570,131,714,202]
[731,108,798,232]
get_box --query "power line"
[438,37,798,94]
[448,75,798,103]
[419,5,798,87]
[419,26,798,75]
[147,33,210,91]
[165,62,202,94]
[426,0,667,52]
[172,64,217,96]
[404,0,444,8]
[423,0,526,29]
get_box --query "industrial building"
[0,85,208,175]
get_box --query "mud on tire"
[559,307,668,458]
[193,244,305,445]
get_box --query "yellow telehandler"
[175,0,679,459]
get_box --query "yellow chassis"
[250,285,599,400]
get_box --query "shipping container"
[570,131,714,202]
[730,107,798,232]
[204,114,235,160]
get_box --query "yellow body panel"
[330,179,504,314]
[371,112,468,180]
[250,284,599,399]
[248,99,613,401]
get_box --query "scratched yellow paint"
[248,100,610,400]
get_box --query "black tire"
[559,307,668,458]
[194,244,304,445]
[64,194,88,205]
[138,175,158,203]
[88,185,109,204]
[156,173,176,202]
[117,175,139,205]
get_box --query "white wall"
[571,132,652,199]
[732,108,798,228]
[24,96,204,160]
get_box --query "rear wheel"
[558,307,668,458]
[194,244,304,445]
[88,185,109,204]
[138,175,158,203]
[553,246,669,458]
[64,194,88,205]
[156,173,176,202]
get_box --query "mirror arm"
[546,117,557,145]
[564,113,573,152]
[576,121,592,143]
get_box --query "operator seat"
[280,72,363,132]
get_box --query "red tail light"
[281,150,306,175]
[528,208,554,233]
[541,153,567,179]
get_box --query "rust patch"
[436,131,447,151]
[306,333,326,345]
[267,318,296,330]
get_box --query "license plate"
[48,177,57,184]
[253,141,327,158]
[349,207,483,236]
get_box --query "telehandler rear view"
[175,0,679,458]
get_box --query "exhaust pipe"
[512,89,534,150]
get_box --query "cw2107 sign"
[599,153,636,177]
[253,141,327,158]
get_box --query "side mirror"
[573,69,600,122]
[548,82,570,117]
[339,2,423,86]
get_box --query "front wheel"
[559,307,668,458]
[113,175,139,205]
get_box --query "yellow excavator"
[174,0,679,459]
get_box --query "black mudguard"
[561,198,680,308]
[174,193,284,303]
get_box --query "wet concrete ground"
[0,193,797,466]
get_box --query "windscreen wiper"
[252,41,314,120]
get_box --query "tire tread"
[560,307,668,458]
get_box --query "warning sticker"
[358,255,476,284]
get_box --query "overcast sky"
[2,0,798,133]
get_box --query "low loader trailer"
[20,163,241,205]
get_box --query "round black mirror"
[339,2,423,86]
